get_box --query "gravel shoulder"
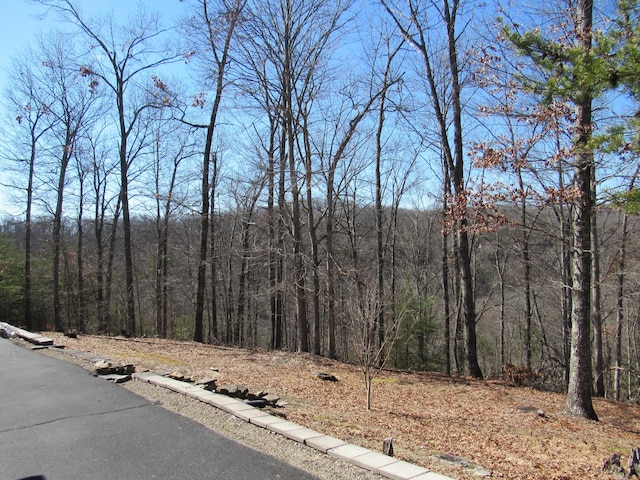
[38,345,383,480]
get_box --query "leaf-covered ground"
[46,333,639,479]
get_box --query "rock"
[246,390,272,401]
[263,393,281,405]
[0,326,14,338]
[167,372,195,382]
[218,384,249,398]
[602,453,624,476]
[95,360,120,375]
[630,448,640,477]
[516,405,547,417]
[94,360,135,375]
[383,437,394,457]
[244,399,268,408]
[99,374,132,383]
[431,453,491,477]
[317,373,338,381]
[195,377,218,391]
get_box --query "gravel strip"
[38,346,382,480]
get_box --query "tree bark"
[591,176,604,396]
[53,134,73,332]
[76,167,85,333]
[564,0,598,421]
[24,129,37,331]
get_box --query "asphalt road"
[0,338,320,480]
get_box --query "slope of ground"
[46,333,639,479]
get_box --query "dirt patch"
[46,333,640,480]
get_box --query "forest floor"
[44,332,639,480]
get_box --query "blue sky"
[0,2,47,92]
[0,1,186,94]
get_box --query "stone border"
[0,322,54,346]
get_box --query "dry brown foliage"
[47,333,640,480]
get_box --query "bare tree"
[74,144,89,333]
[150,111,196,338]
[4,53,55,331]
[243,0,354,353]
[179,0,246,343]
[347,274,409,409]
[237,29,285,349]
[383,0,483,377]
[87,132,119,334]
[37,0,181,336]
[35,33,98,332]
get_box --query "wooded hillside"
[2,0,640,416]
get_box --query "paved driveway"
[0,338,319,480]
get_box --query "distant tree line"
[1,0,640,419]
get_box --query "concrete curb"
[133,370,455,480]
[1,322,54,346]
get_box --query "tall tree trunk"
[273,126,287,350]
[302,119,322,355]
[105,198,121,335]
[155,158,164,338]
[614,167,638,400]
[161,223,169,338]
[375,66,387,355]
[193,0,244,343]
[53,137,72,332]
[458,225,482,377]
[155,146,180,338]
[383,0,481,377]
[441,165,452,375]
[453,231,464,374]
[237,223,249,347]
[209,178,218,344]
[24,137,36,331]
[518,167,532,368]
[326,167,337,358]
[614,209,628,401]
[591,166,604,396]
[283,0,308,353]
[288,139,309,352]
[94,175,116,334]
[560,207,573,388]
[444,0,482,378]
[565,0,598,421]
[116,76,136,337]
[76,168,85,333]
[194,130,212,344]
[269,122,284,350]
[237,188,261,347]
